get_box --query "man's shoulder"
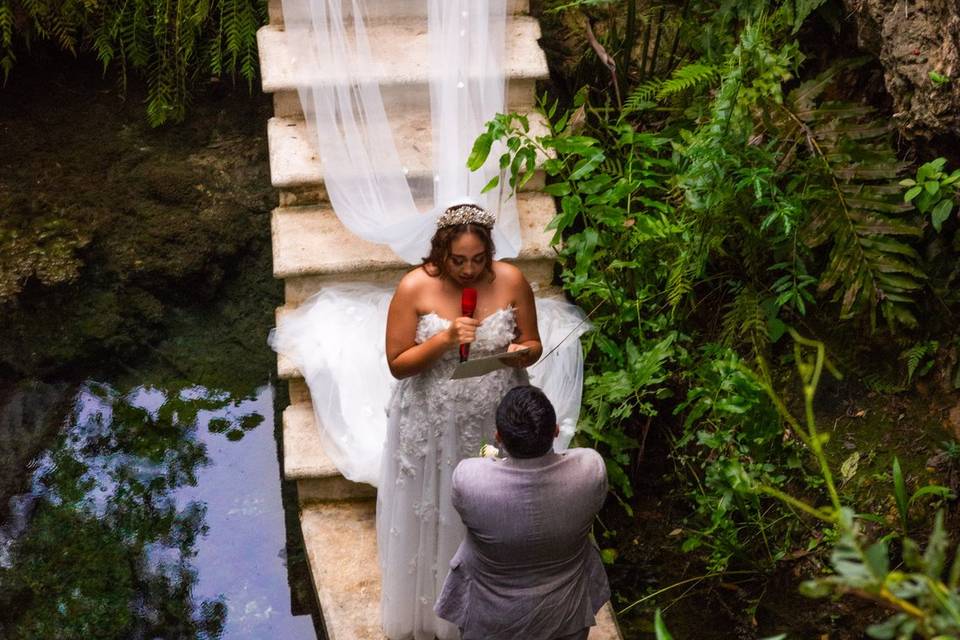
[453,456,502,485]
[561,447,605,468]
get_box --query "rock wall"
[843,0,960,141]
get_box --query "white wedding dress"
[269,283,588,639]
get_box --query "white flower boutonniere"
[479,444,500,459]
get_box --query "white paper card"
[450,348,530,380]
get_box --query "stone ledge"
[267,113,548,201]
[284,403,376,503]
[271,82,539,119]
[269,0,531,27]
[271,192,557,281]
[258,19,546,94]
[591,603,623,640]
[301,500,383,640]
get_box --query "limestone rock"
[842,0,960,140]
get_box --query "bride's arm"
[503,265,542,368]
[385,273,477,379]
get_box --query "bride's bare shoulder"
[492,261,528,287]
[395,266,440,299]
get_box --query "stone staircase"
[258,1,623,638]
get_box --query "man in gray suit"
[434,385,610,640]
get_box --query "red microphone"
[459,287,478,362]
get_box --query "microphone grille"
[462,287,478,312]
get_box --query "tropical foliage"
[472,0,960,633]
[0,0,264,124]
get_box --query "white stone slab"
[271,80,539,119]
[271,192,557,281]
[257,17,548,94]
[283,402,376,503]
[267,113,549,198]
[301,500,383,640]
[269,0,531,27]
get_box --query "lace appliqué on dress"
[392,307,525,477]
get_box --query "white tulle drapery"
[280,0,519,262]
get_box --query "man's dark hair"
[496,385,556,458]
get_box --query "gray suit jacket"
[434,448,610,640]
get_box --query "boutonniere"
[479,443,500,459]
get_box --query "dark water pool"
[0,377,319,639]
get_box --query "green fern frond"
[667,251,696,311]
[861,371,906,394]
[899,340,938,383]
[780,63,927,330]
[656,62,719,100]
[721,285,767,352]
[623,79,660,113]
[0,0,13,81]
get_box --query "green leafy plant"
[775,62,925,330]
[891,455,954,536]
[469,92,687,506]
[739,334,960,639]
[901,158,960,233]
[672,346,804,571]
[928,70,951,87]
[800,509,960,639]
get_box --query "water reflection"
[0,381,316,639]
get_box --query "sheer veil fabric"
[280,0,519,261]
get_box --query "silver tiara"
[436,204,496,229]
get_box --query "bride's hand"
[502,342,536,368]
[446,317,479,348]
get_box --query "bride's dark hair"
[421,223,496,281]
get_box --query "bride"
[270,202,587,639]
[379,202,540,638]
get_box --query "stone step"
[257,18,547,117]
[267,113,549,206]
[283,402,376,504]
[301,499,623,640]
[269,0,531,27]
[301,500,383,640]
[272,191,559,306]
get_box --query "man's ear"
[554,424,560,439]
[494,430,502,445]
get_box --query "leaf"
[840,451,860,483]
[892,456,908,532]
[931,199,953,232]
[654,610,674,640]
[908,484,954,505]
[799,579,833,598]
[480,174,500,194]
[569,150,605,181]
[467,133,493,171]
[922,510,949,576]
[864,540,890,578]
[543,182,571,197]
